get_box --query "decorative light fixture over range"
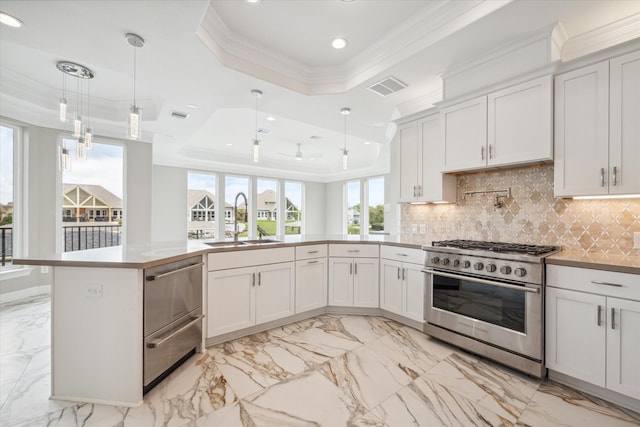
[126,33,144,140]
[56,61,94,170]
[340,107,351,170]
[251,89,262,163]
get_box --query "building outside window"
[0,125,15,269]
[285,181,303,235]
[225,176,249,238]
[187,172,217,239]
[346,180,361,235]
[256,178,277,237]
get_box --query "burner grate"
[432,240,558,256]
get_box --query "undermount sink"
[204,241,246,248]
[205,239,282,248]
[241,239,282,245]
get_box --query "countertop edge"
[546,256,640,275]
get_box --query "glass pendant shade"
[253,139,260,162]
[342,149,349,170]
[84,127,93,149]
[128,105,142,140]
[59,98,67,122]
[60,147,71,171]
[76,137,86,160]
[73,114,82,138]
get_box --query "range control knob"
[441,258,450,265]
[486,264,496,273]
[473,262,484,271]
[462,260,471,268]
[500,266,512,275]
[431,256,440,264]
[514,268,527,277]
[452,259,460,267]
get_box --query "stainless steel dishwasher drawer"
[144,309,203,386]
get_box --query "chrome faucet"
[233,192,248,241]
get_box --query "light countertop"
[546,251,640,275]
[13,234,423,269]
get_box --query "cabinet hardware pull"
[422,269,540,293]
[591,280,623,288]
[252,273,255,287]
[350,263,353,275]
[597,305,602,326]
[347,250,360,253]
[307,250,319,254]
[613,166,617,186]
[397,267,400,280]
[146,262,204,281]
[354,263,358,275]
[481,146,485,160]
[611,307,616,330]
[600,168,605,187]
[417,185,422,197]
[146,315,204,348]
[489,145,493,159]
[413,185,416,197]
[307,260,319,264]
[402,268,406,281]
[396,253,408,257]
[258,272,261,286]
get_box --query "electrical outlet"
[40,266,49,274]
[634,232,640,249]
[411,224,417,233]
[86,283,103,298]
[419,224,426,234]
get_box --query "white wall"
[325,181,344,234]
[125,141,152,245]
[302,181,326,235]
[151,166,187,242]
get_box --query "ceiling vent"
[367,76,407,96]
[257,128,271,134]
[170,110,189,119]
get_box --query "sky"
[0,126,13,205]
[62,138,124,198]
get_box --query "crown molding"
[562,13,640,62]
[394,87,443,120]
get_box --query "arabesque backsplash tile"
[400,164,640,255]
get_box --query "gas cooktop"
[431,240,559,256]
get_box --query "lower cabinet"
[328,257,379,307]
[207,261,294,337]
[380,245,425,322]
[296,257,327,313]
[546,265,640,401]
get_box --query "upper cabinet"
[554,50,640,197]
[397,114,456,203]
[442,76,553,173]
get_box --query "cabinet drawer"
[547,265,640,300]
[329,244,379,258]
[296,244,328,260]
[208,247,294,271]
[380,245,424,264]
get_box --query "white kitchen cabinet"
[380,246,425,322]
[328,244,379,308]
[546,265,640,401]
[295,244,328,313]
[398,115,456,203]
[207,248,294,337]
[554,50,640,197]
[443,76,552,173]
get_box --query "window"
[256,178,277,237]
[187,172,216,239]
[0,125,15,269]
[346,180,361,235]
[225,176,249,238]
[61,139,124,251]
[285,181,303,235]
[367,177,385,234]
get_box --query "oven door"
[423,268,542,360]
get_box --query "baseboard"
[0,285,51,306]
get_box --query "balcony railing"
[1,226,12,266]
[63,224,122,252]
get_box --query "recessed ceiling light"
[266,116,276,121]
[226,143,233,146]
[332,38,348,49]
[246,0,259,3]
[364,141,371,145]
[187,104,198,109]
[0,12,23,27]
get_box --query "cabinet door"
[545,287,606,387]
[442,96,488,172]
[403,263,425,322]
[606,297,640,400]
[295,258,327,313]
[421,115,456,202]
[488,76,552,167]
[554,61,610,197]
[398,122,420,202]
[353,258,379,308]
[329,258,353,306]
[609,50,640,195]
[380,259,402,315]
[255,262,294,324]
[207,267,256,337]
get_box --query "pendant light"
[126,33,144,140]
[84,77,93,149]
[340,107,351,170]
[73,78,82,138]
[59,72,67,122]
[251,89,262,162]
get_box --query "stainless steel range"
[422,240,559,377]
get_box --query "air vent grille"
[170,111,189,119]
[367,76,407,97]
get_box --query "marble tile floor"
[1,294,639,426]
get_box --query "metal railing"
[1,226,12,266]
[63,224,122,252]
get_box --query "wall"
[151,165,187,242]
[303,181,327,235]
[125,141,153,245]
[401,164,640,256]
[325,181,344,234]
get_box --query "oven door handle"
[421,268,540,294]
